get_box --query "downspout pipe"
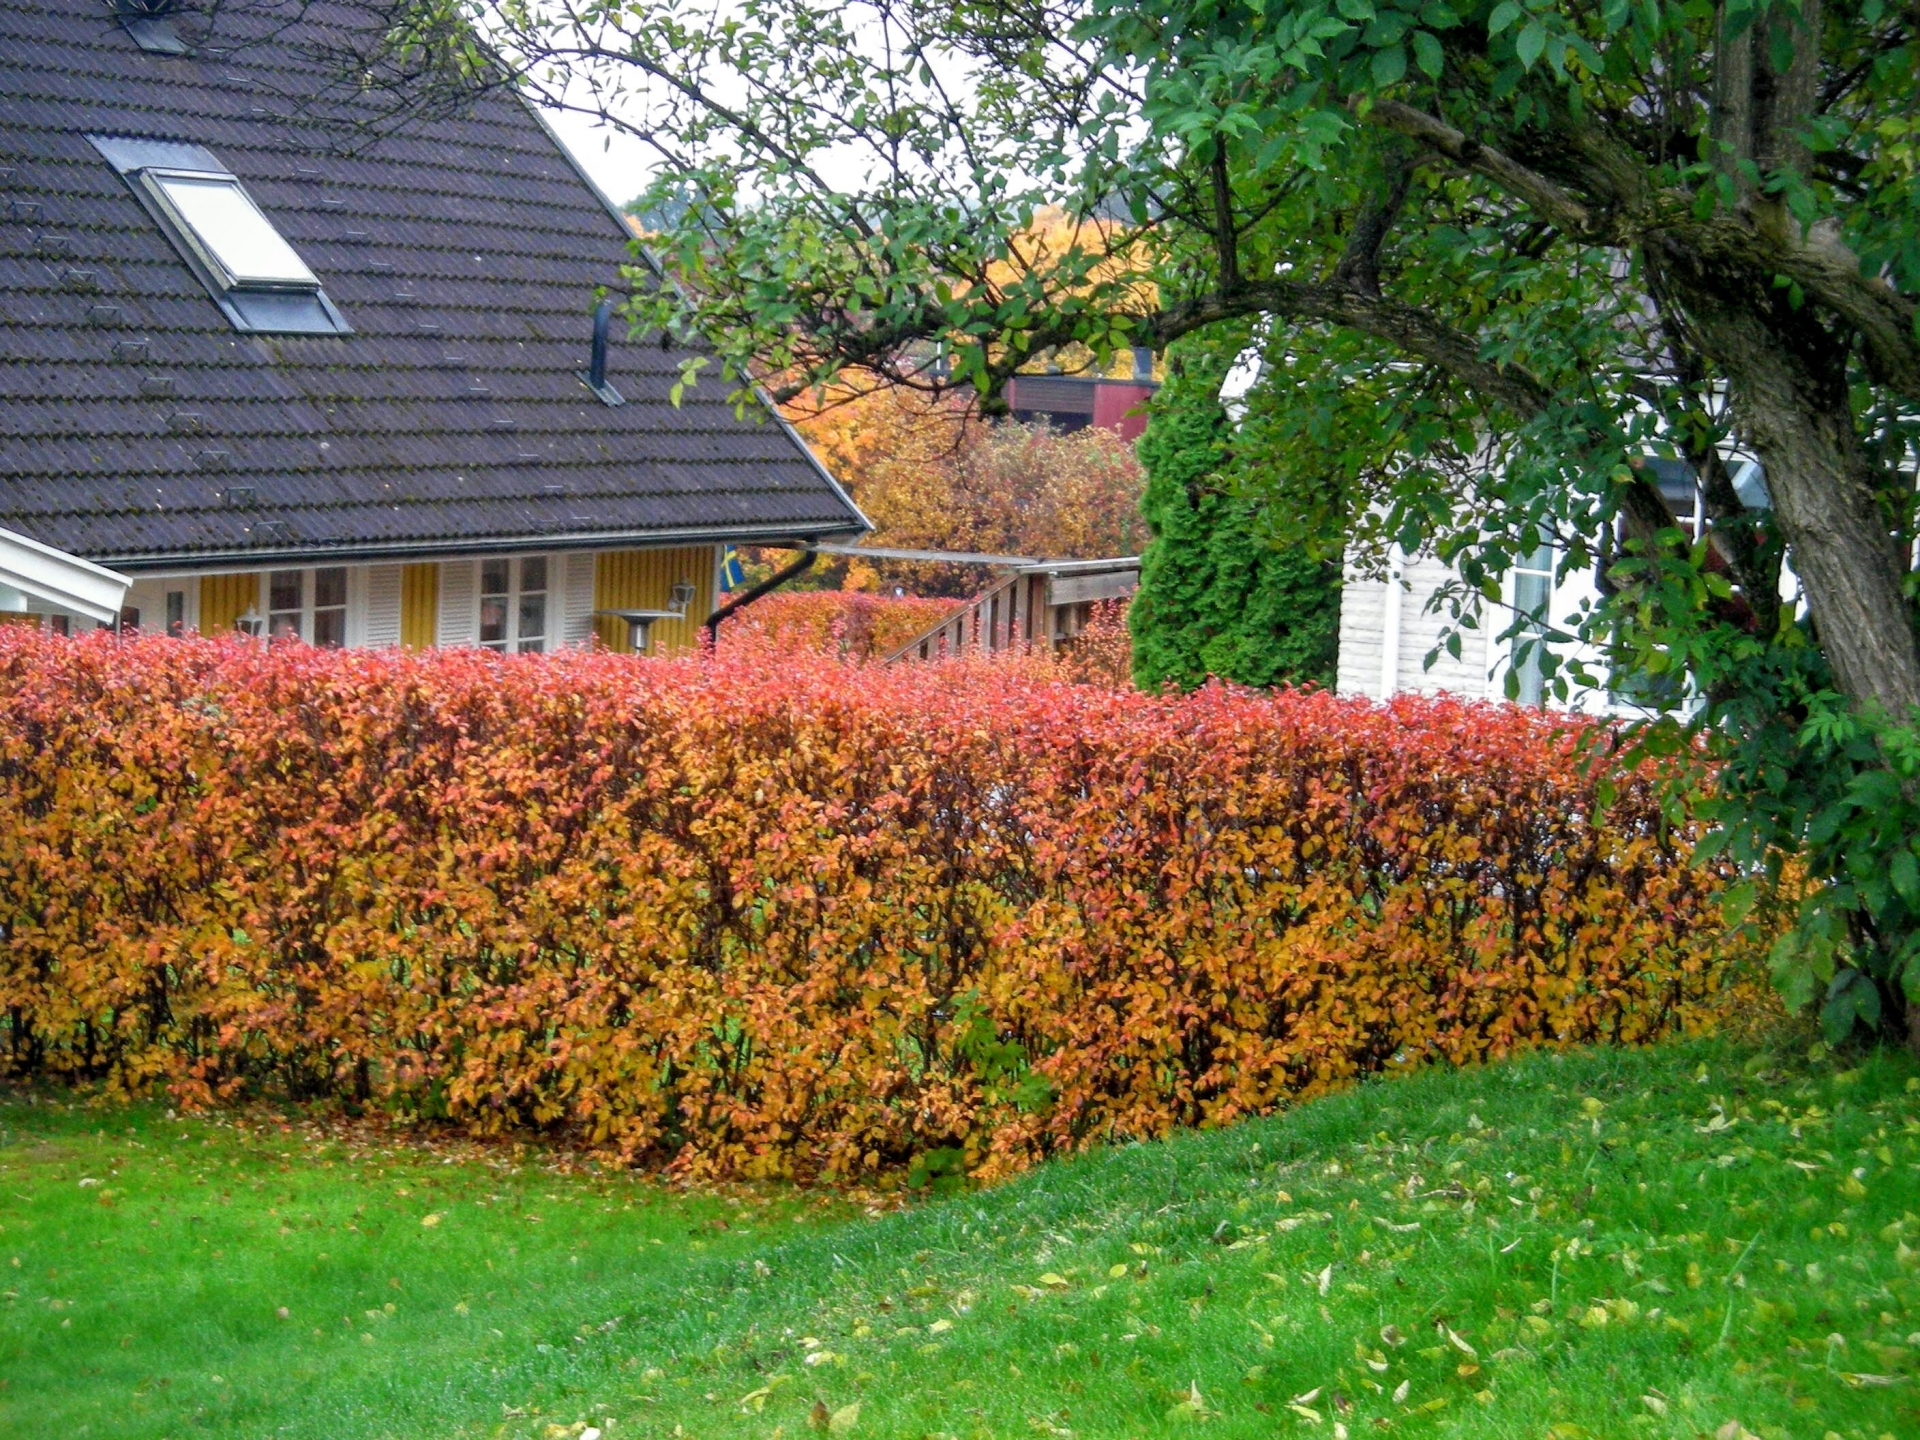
[703,549,817,647]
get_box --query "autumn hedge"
[716,589,956,659]
[0,631,1755,1181]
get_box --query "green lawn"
[6,1038,1917,1440]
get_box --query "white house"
[1334,456,1771,712]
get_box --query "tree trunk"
[1655,250,1920,718]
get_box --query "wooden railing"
[882,571,1053,664]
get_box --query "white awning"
[0,527,132,626]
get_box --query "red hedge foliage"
[0,631,1755,1180]
[717,590,956,659]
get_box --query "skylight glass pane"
[152,172,316,289]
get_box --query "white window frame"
[262,566,350,648]
[1506,543,1556,708]
[137,169,320,294]
[478,555,553,654]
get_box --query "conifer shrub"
[1130,341,1341,691]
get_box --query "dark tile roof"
[0,0,867,569]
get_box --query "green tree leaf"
[1411,29,1444,77]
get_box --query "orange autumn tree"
[793,400,1149,596]
[786,372,1147,591]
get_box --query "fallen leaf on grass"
[421,1213,442,1228]
[1166,1381,1212,1421]
[1390,1380,1409,1405]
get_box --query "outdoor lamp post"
[595,579,696,654]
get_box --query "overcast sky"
[540,105,659,209]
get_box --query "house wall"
[199,572,255,637]
[156,543,720,654]
[124,576,197,635]
[17,552,805,660]
[593,546,719,654]
[1336,549,1495,702]
[1337,544,1623,711]
[400,564,437,649]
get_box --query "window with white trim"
[266,566,347,647]
[480,556,548,653]
[1509,544,1554,708]
[144,170,320,291]
[89,134,349,336]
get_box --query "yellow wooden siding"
[592,546,718,654]
[198,572,257,636]
[400,563,438,649]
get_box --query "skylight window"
[90,134,349,337]
[143,171,319,291]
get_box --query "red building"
[1002,349,1158,441]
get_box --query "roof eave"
[0,525,133,622]
[99,520,872,575]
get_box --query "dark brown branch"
[1332,152,1414,299]
[1210,139,1240,292]
[1359,99,1605,240]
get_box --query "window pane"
[312,607,346,649]
[165,590,186,634]
[313,567,347,608]
[1514,569,1552,621]
[269,569,302,612]
[269,612,302,642]
[517,592,546,646]
[480,595,508,645]
[1515,644,1545,708]
[519,556,547,594]
[481,558,510,597]
[152,172,317,287]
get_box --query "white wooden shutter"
[360,565,402,649]
[562,551,597,648]
[437,558,477,647]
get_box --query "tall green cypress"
[1128,342,1341,691]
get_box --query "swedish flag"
[721,545,746,591]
